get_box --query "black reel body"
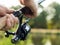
[5,10,31,44]
[12,23,31,43]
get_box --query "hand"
[19,0,38,18]
[0,5,18,30]
[5,14,19,30]
[0,5,14,17]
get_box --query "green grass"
[0,28,60,45]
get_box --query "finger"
[6,14,14,27]
[19,0,25,5]
[14,17,19,24]
[9,14,14,27]
[7,9,15,14]
[10,14,19,24]
[6,18,12,29]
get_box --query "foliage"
[48,2,60,29]
[29,11,48,28]
[10,5,21,10]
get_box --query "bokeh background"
[0,0,60,45]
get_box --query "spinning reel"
[5,9,31,44]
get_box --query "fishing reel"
[5,9,31,44]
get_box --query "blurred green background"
[0,1,60,45]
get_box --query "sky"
[0,0,60,8]
[41,0,60,7]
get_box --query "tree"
[11,5,21,10]
[49,2,60,29]
[29,10,48,28]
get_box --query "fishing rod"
[4,0,45,44]
[5,8,31,44]
[38,0,45,4]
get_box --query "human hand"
[19,0,38,18]
[4,14,19,30]
[0,5,14,17]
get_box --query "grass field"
[0,29,60,45]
